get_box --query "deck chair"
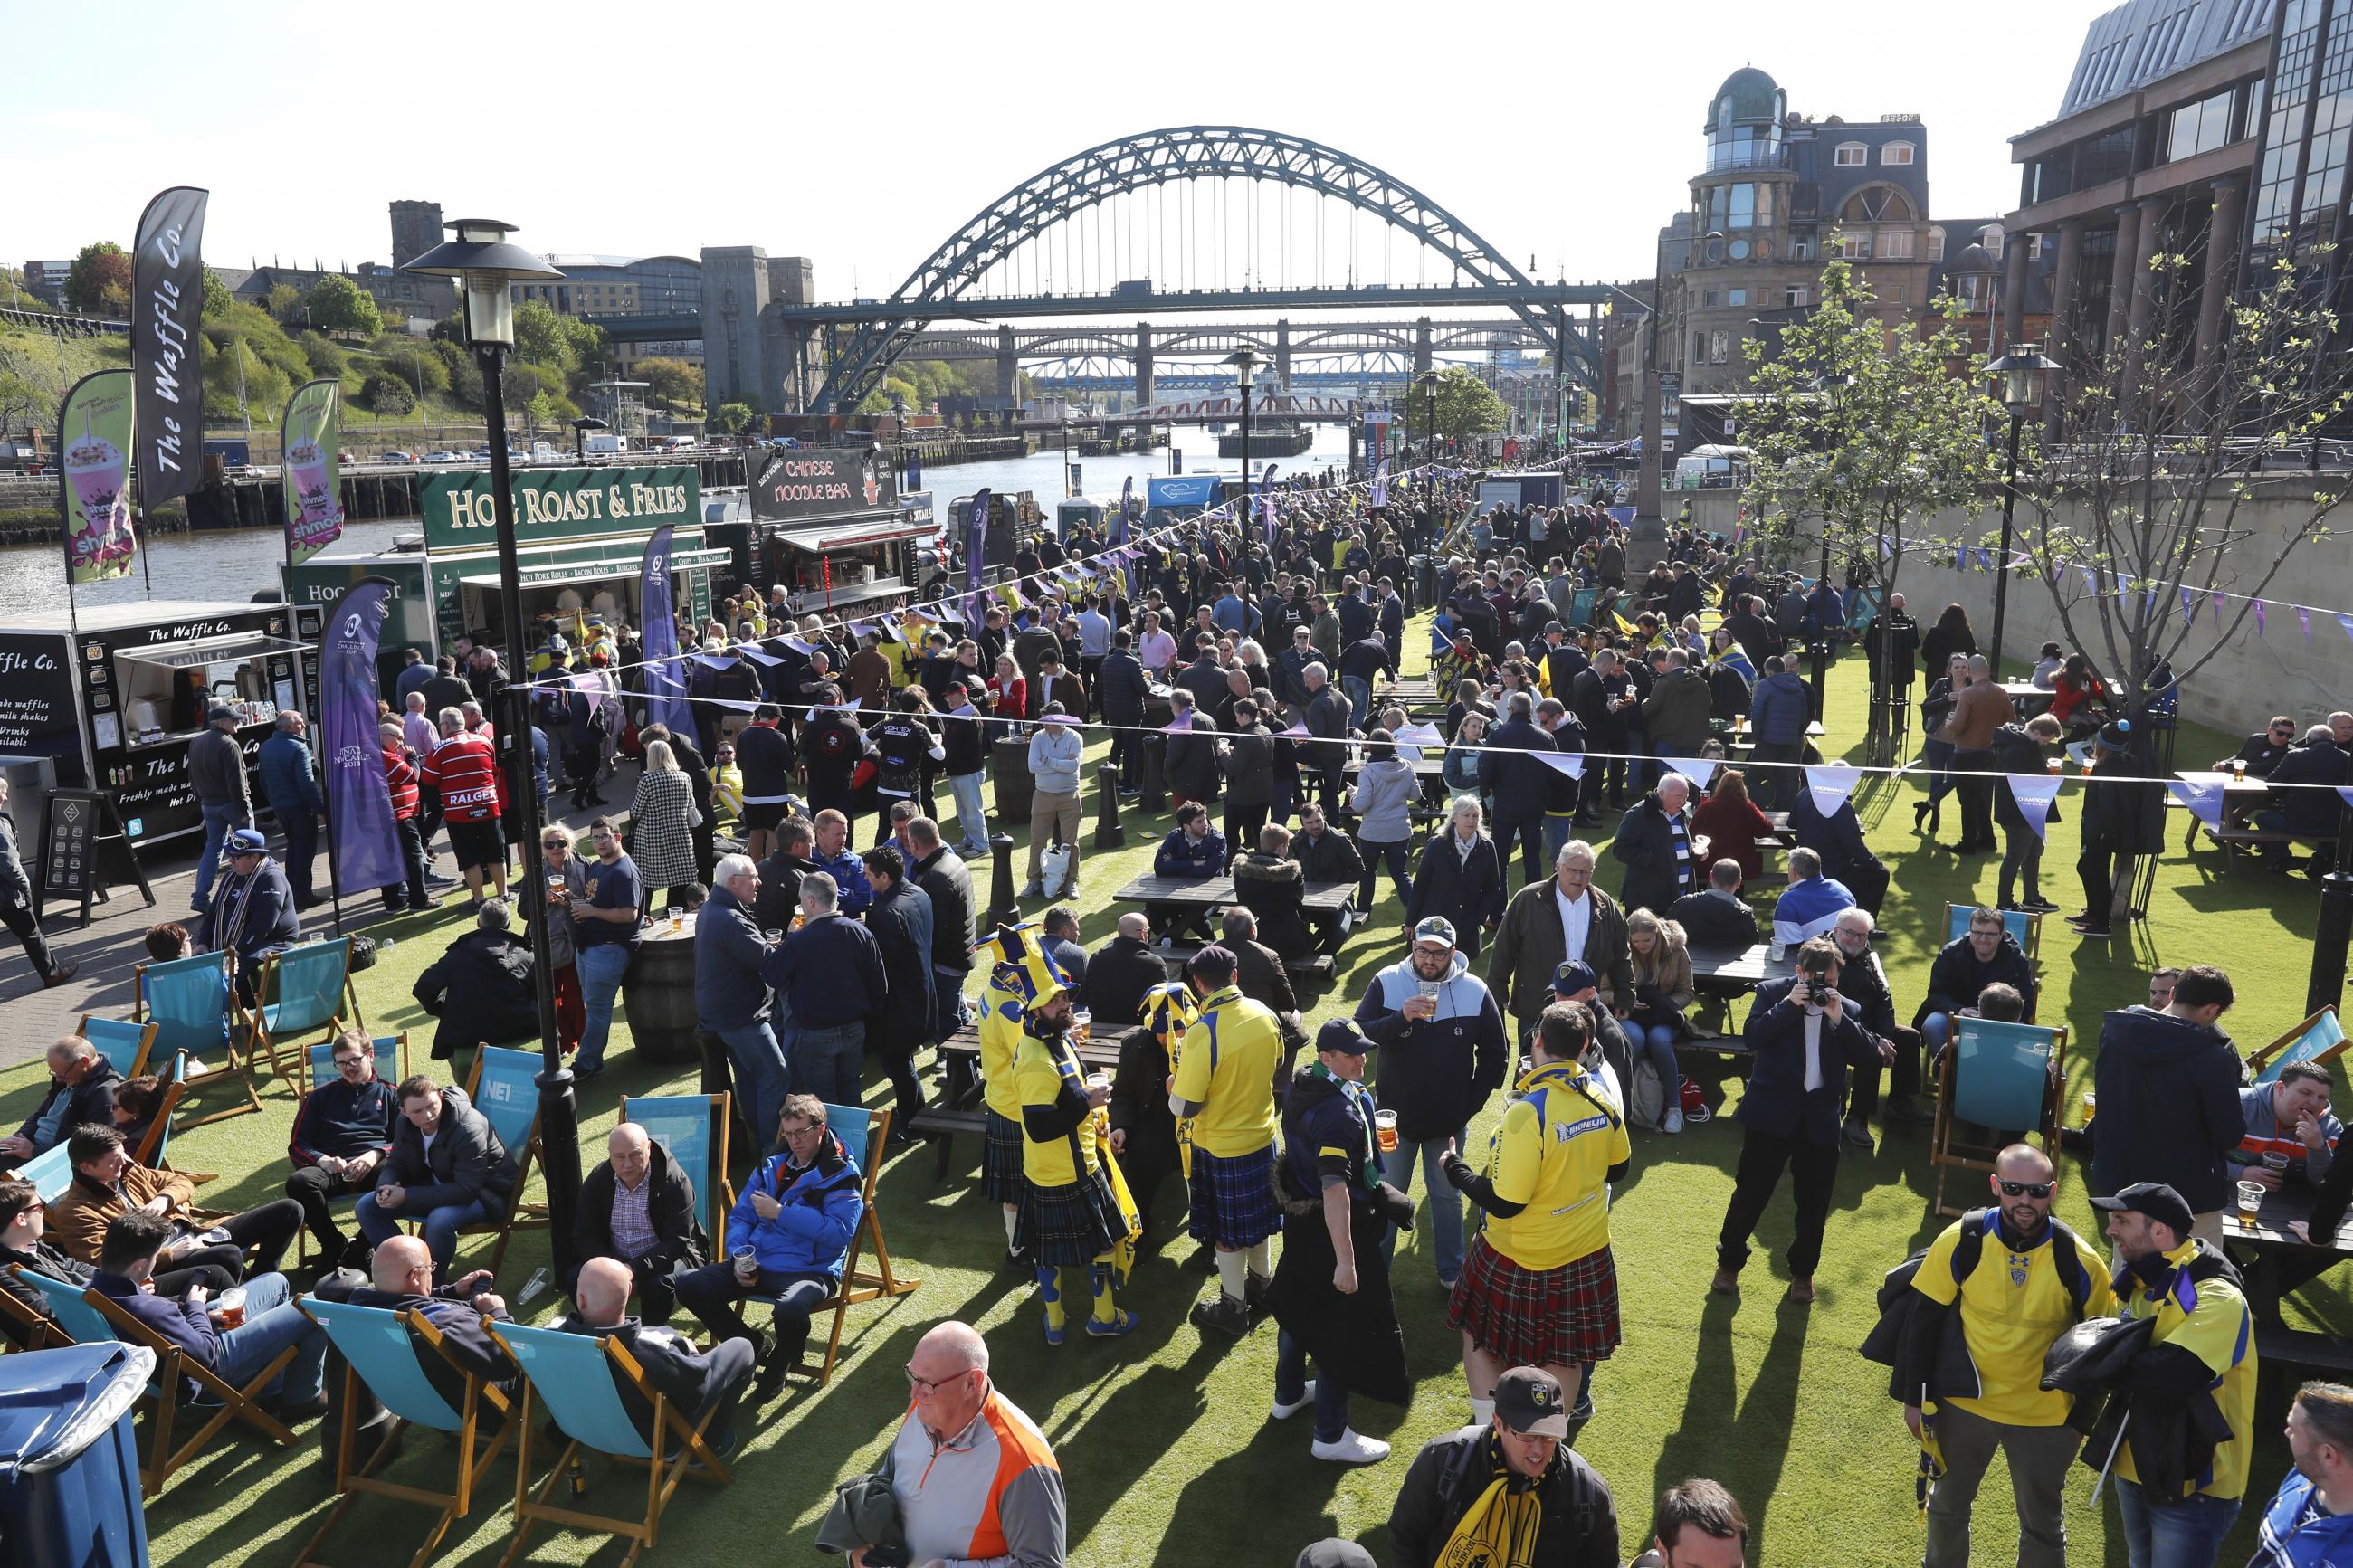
[16,1142,74,1204]
[621,1094,734,1248]
[0,1266,63,1351]
[457,1047,546,1277]
[132,1051,197,1173]
[77,1014,158,1079]
[250,936,365,1087]
[490,1320,733,1567]
[1931,1017,2069,1217]
[293,1036,409,1266]
[2249,1006,2347,1086]
[767,1104,919,1387]
[21,1270,298,1497]
[1944,903,2042,965]
[136,950,261,1127]
[293,1297,516,1568]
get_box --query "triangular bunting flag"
[2167,776,2227,829]
[1532,752,1586,780]
[1662,756,1719,792]
[2005,774,2063,842]
[1804,764,1862,820]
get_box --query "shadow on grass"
[1653,1289,1810,1563]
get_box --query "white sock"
[1470,1397,1495,1428]
[1003,1207,1019,1248]
[1216,1248,1248,1303]
[1246,1240,1272,1281]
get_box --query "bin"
[1411,555,1434,613]
[0,1342,154,1568]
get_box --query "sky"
[5,0,2100,302]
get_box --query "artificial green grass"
[6,626,2337,1566]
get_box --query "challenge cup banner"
[58,370,139,584]
[1804,764,1862,820]
[1370,459,1389,509]
[320,578,403,894]
[2005,774,2064,841]
[281,378,346,565]
[639,527,695,739]
[960,488,992,630]
[132,185,208,508]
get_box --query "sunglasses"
[1996,1180,2055,1200]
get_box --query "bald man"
[1079,910,1168,1032]
[562,1255,754,1461]
[348,1236,519,1408]
[573,1123,706,1323]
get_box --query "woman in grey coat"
[1349,730,1421,912]
[630,739,701,909]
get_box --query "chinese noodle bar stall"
[711,445,942,617]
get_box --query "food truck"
[281,462,725,685]
[0,599,308,851]
[716,444,943,616]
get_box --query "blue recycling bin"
[0,1342,153,1568]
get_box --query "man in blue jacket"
[258,711,326,908]
[1483,692,1559,888]
[2248,1383,2353,1568]
[1744,655,1812,809]
[672,1094,862,1403]
[198,829,301,994]
[92,1211,329,1419]
[2090,964,2243,1241]
[700,854,792,1157]
[1150,804,1228,943]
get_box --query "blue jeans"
[715,1022,792,1157]
[1636,1022,1681,1096]
[790,1021,865,1110]
[357,1189,494,1276]
[574,943,634,1071]
[1358,837,1413,910]
[2112,1480,2238,1568]
[932,968,972,1043]
[1274,1328,1350,1444]
[1922,1012,1954,1058]
[1542,813,1577,870]
[947,772,989,853]
[1377,1125,1467,1283]
[214,1271,327,1404]
[195,800,250,906]
[1342,675,1372,732]
[674,1261,833,1362]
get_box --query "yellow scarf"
[1435,1447,1546,1568]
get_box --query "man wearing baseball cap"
[1353,916,1510,1292]
[198,827,299,994]
[1389,1364,1621,1567]
[2091,1181,2258,1563]
[1550,961,1634,1112]
[187,702,253,912]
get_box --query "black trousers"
[1952,750,1997,847]
[284,1164,372,1253]
[2078,839,2124,925]
[1716,1124,1842,1278]
[172,1198,305,1283]
[1224,803,1270,860]
[1497,817,1545,886]
[1841,854,1891,918]
[1847,1027,1923,1117]
[2,893,55,981]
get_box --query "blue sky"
[5,0,2090,296]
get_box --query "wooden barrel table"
[622,912,703,1065]
[992,735,1035,825]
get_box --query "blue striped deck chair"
[1932,1017,2068,1217]
[251,936,364,1086]
[2251,1007,2347,1086]
[293,1296,516,1567]
[136,950,260,1127]
[459,1047,547,1276]
[21,1270,297,1497]
[293,1035,408,1265]
[490,1320,733,1565]
[17,1143,74,1205]
[621,1094,734,1243]
[76,1014,158,1079]
[1944,903,2042,967]
[760,1103,918,1388]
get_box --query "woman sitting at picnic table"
[1688,769,1773,887]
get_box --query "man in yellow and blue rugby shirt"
[2093,1180,2259,1566]
[1899,1143,2114,1568]
[976,922,1063,1269]
[1170,945,1286,1338]
[1013,972,1138,1345]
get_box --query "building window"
[1785,285,1810,309]
[1702,290,1718,308]
[1881,141,1916,166]
[1881,230,1916,260]
[1928,226,1947,260]
[1834,142,1867,166]
[2165,88,2238,160]
[1836,232,1873,260]
[1728,288,1747,307]
[1692,331,1708,363]
[1710,330,1731,363]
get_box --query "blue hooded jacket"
[2248,1465,2353,1567]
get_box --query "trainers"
[1084,1309,1140,1338]
[1021,881,1045,898]
[1885,1096,1933,1126]
[753,1354,792,1403]
[1310,1429,1392,1465]
[2073,924,2114,938]
[1272,1380,1319,1420]
[1662,1106,1684,1135]
[2021,896,2061,913]
[1189,1293,1252,1337]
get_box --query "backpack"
[1885,1209,2097,1318]
[1627,1059,1672,1131]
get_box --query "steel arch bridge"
[810,125,1593,412]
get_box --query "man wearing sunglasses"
[2215,716,2299,779]
[1897,1145,2113,1568]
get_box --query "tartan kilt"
[1015,1168,1128,1266]
[1446,1235,1622,1367]
[982,1109,1025,1205]
[1185,1145,1283,1249]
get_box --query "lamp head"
[1222,347,1262,389]
[401,219,562,349]
[1984,342,2060,409]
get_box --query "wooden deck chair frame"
[776,1103,919,1387]
[459,1046,548,1277]
[1930,1021,2070,1217]
[0,1267,62,1353]
[491,1323,733,1568]
[1943,903,2043,966]
[250,936,367,1088]
[22,1270,299,1496]
[291,1299,516,1568]
[76,1014,158,1080]
[2246,1006,2347,1084]
[136,952,263,1128]
[132,1051,216,1189]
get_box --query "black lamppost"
[1807,368,1853,723]
[571,414,608,464]
[404,220,582,1280]
[1415,370,1440,467]
[889,393,910,488]
[1224,347,1262,519]
[1981,343,2059,674]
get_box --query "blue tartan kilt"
[982,1109,1025,1204]
[1015,1168,1128,1266]
[1186,1145,1284,1249]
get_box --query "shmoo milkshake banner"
[131,185,208,508]
[58,370,139,586]
[281,378,346,565]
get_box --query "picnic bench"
[913,1023,1125,1181]
[1679,941,1801,1055]
[1115,874,1355,977]
[2173,769,2327,871]
[2224,1183,2353,1374]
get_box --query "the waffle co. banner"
[2005,774,2064,841]
[131,185,208,508]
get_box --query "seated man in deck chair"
[91,1211,330,1421]
[348,1234,520,1406]
[0,1035,123,1173]
[563,1255,755,1461]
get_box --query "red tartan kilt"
[1446,1235,1622,1367]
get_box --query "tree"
[512,300,573,372]
[2008,242,2350,724]
[201,266,234,319]
[303,274,382,337]
[1424,365,1510,443]
[65,242,132,315]
[267,283,302,320]
[377,345,449,399]
[710,401,756,436]
[361,372,414,417]
[636,356,704,412]
[299,330,346,379]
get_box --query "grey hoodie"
[1350,756,1419,844]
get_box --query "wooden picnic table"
[1997,681,2054,716]
[1115,873,1358,914]
[2224,1183,2353,1373]
[919,1023,1126,1180]
[1686,942,1800,1000]
[1344,755,1447,782]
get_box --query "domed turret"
[1706,67,1785,132]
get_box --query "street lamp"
[1806,368,1854,723]
[571,415,608,464]
[1224,347,1262,521]
[402,219,583,1278]
[1415,370,1440,468]
[888,393,910,487]
[1982,343,2059,673]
